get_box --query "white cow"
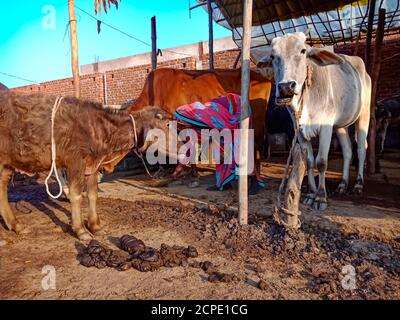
[252,32,371,210]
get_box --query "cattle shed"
[197,0,400,225]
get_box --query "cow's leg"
[375,121,388,173]
[299,138,317,205]
[188,164,200,188]
[67,167,91,241]
[313,126,333,211]
[0,166,23,233]
[86,173,103,235]
[335,127,352,194]
[56,168,69,198]
[248,142,263,194]
[353,112,370,195]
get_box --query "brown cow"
[125,68,272,190]
[0,91,170,240]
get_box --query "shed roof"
[200,0,400,46]
[213,0,356,26]
[0,82,8,91]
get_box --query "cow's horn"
[156,113,163,120]
[304,27,311,36]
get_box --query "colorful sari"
[174,93,264,190]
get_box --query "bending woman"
[173,93,264,194]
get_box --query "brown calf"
[0,91,170,240]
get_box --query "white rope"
[45,96,64,199]
[129,114,138,146]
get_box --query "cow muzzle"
[276,81,297,106]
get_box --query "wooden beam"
[151,16,157,70]
[207,0,214,69]
[238,0,253,225]
[367,8,386,175]
[365,0,377,75]
[68,0,80,98]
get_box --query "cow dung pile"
[78,236,198,272]
[78,235,199,273]
[78,235,240,283]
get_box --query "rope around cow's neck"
[45,96,65,199]
[129,114,138,146]
[129,114,153,177]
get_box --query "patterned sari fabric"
[174,93,264,190]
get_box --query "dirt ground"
[0,151,399,300]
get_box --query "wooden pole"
[273,144,306,229]
[365,0,376,75]
[207,0,214,69]
[151,16,157,70]
[367,8,386,175]
[238,0,253,225]
[68,0,80,98]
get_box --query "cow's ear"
[307,47,345,66]
[250,47,272,68]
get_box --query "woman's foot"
[207,182,232,191]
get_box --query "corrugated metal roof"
[214,0,357,26]
[200,0,400,46]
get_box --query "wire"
[74,5,193,57]
[0,71,38,84]
[75,5,152,47]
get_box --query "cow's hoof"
[77,230,93,242]
[335,183,347,194]
[88,223,104,235]
[352,184,363,195]
[188,179,200,188]
[303,194,315,206]
[312,198,328,211]
[153,168,166,179]
[13,222,25,234]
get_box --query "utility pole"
[207,0,214,69]
[151,16,157,70]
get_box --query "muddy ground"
[0,151,399,300]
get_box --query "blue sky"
[0,1,231,88]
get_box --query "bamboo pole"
[367,8,386,175]
[151,16,157,70]
[238,0,253,225]
[207,0,214,69]
[68,0,80,98]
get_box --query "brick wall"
[12,73,105,102]
[201,49,241,69]
[105,57,197,105]
[335,34,400,100]
[11,35,400,103]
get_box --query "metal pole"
[151,16,157,70]
[239,0,253,225]
[207,0,214,69]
